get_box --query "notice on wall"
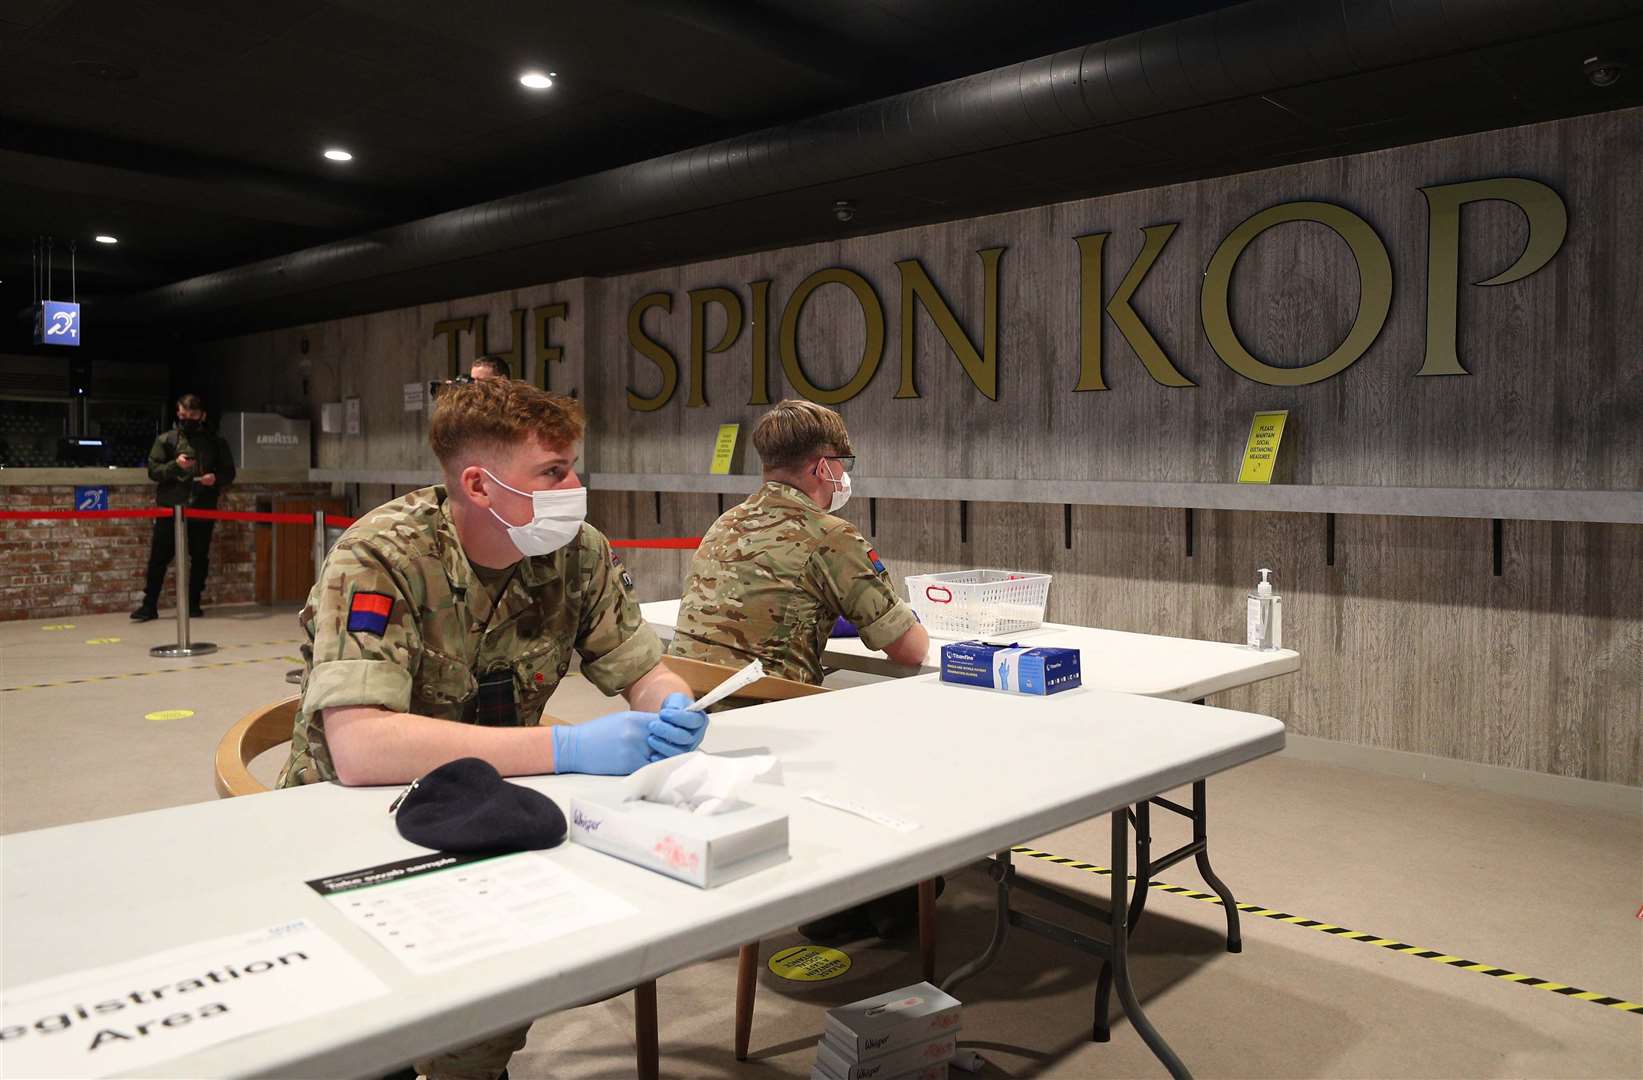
[320,402,343,434]
[709,423,740,475]
[308,850,636,975]
[403,382,425,413]
[344,397,362,436]
[1237,410,1289,484]
[0,919,387,1079]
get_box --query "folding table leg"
[1127,801,1153,932]
[634,980,659,1080]
[918,878,938,981]
[1105,809,1191,1079]
[734,943,759,1060]
[1191,779,1242,953]
[939,855,1011,993]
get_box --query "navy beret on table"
[394,757,567,853]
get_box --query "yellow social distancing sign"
[1238,410,1289,484]
[767,945,851,982]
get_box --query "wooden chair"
[212,697,666,1078]
[660,655,941,1062]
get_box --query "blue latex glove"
[552,712,656,776]
[831,615,859,638]
[650,692,709,760]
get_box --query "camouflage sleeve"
[573,525,664,696]
[302,541,422,715]
[808,525,917,652]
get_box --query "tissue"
[623,751,778,815]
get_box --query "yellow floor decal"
[768,945,852,982]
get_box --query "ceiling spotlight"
[323,148,353,162]
[94,234,118,244]
[519,71,555,89]
[1584,54,1628,88]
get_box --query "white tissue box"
[814,1030,957,1080]
[823,982,962,1061]
[567,795,789,888]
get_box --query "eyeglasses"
[819,455,856,474]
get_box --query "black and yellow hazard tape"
[1009,845,1643,1016]
[2,654,298,692]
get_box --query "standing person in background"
[131,393,236,621]
[470,354,511,380]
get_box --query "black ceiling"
[0,0,1232,327]
[2,0,1640,343]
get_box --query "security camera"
[833,199,856,223]
[1584,54,1627,87]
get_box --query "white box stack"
[810,981,960,1080]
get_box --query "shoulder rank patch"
[347,591,394,635]
[867,548,887,574]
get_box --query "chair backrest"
[660,655,829,703]
[214,696,300,798]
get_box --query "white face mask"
[482,469,586,557]
[819,459,852,513]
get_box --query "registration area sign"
[0,920,385,1078]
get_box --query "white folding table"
[646,598,1299,958]
[1,678,1281,1079]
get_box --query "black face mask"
[177,417,202,433]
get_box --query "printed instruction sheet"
[308,850,638,974]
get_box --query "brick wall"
[0,483,333,621]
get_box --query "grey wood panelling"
[204,109,1643,786]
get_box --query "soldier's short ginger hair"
[428,378,584,465]
[752,399,853,470]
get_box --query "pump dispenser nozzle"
[1257,568,1273,597]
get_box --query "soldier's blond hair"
[752,399,854,470]
[429,378,584,464]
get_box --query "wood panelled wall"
[202,109,1643,786]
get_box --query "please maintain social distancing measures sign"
[0,920,385,1078]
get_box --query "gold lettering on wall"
[626,292,678,412]
[1202,201,1393,387]
[778,268,885,405]
[894,248,1003,401]
[431,317,475,379]
[532,302,568,389]
[1074,225,1193,391]
[748,280,772,405]
[1418,178,1567,377]
[686,287,745,407]
[477,309,526,374]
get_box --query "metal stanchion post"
[287,509,328,685]
[149,505,218,658]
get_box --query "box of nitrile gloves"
[940,640,1081,695]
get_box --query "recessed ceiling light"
[94,234,118,244]
[323,148,353,162]
[519,71,555,89]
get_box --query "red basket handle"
[924,585,953,604]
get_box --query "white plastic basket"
[904,569,1052,638]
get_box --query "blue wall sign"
[34,301,82,346]
[74,486,109,511]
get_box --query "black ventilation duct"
[105,0,1627,331]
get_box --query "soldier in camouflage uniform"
[278,378,707,1080]
[670,399,927,684]
[669,400,932,945]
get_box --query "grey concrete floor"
[1,606,1639,1078]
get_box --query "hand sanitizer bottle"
[1246,568,1282,650]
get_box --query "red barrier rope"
[184,509,314,524]
[0,508,170,520]
[0,505,703,549]
[611,537,703,549]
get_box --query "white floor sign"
[0,919,387,1078]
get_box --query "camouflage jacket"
[668,481,916,684]
[278,485,661,786]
